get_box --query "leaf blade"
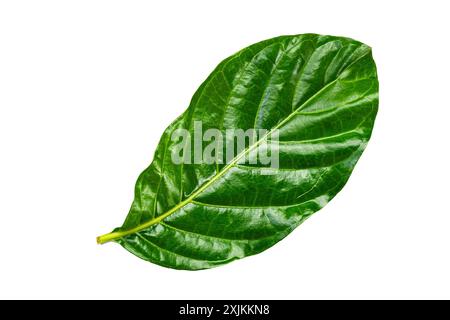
[98,34,378,270]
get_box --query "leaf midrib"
[96,48,370,244]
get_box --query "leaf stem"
[97,231,123,244]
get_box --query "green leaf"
[97,34,378,270]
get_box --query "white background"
[1,0,449,300]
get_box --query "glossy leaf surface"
[97,34,378,270]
